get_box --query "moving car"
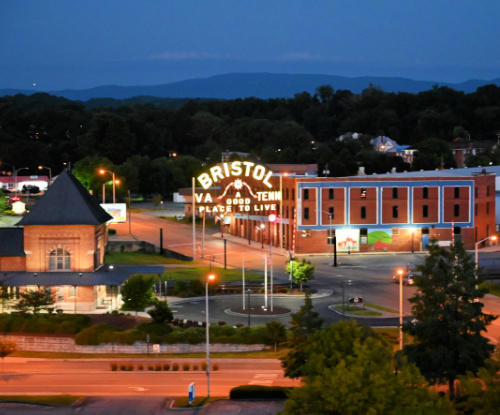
[392,272,415,286]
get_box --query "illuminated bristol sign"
[196,161,280,214]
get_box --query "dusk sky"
[1,1,499,91]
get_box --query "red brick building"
[206,164,496,253]
[0,170,150,312]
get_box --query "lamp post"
[38,165,52,185]
[318,209,335,266]
[14,167,28,192]
[397,268,404,350]
[475,235,498,269]
[99,169,116,203]
[247,289,251,327]
[205,273,215,398]
[475,235,498,290]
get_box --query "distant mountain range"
[1,73,499,101]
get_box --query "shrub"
[137,364,144,371]
[193,364,199,371]
[110,363,118,371]
[120,364,127,371]
[127,364,134,371]
[229,385,294,400]
[172,363,179,371]
[182,363,190,371]
[74,323,119,345]
[217,321,226,326]
[148,365,154,371]
[163,363,170,371]
[213,364,219,371]
[201,361,207,371]
[155,364,162,371]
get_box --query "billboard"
[101,203,127,223]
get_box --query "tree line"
[1,84,500,198]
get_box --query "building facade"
[197,163,496,254]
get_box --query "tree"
[281,292,323,378]
[403,240,496,399]
[280,320,454,415]
[286,257,315,292]
[265,321,287,352]
[147,300,173,324]
[13,288,55,315]
[0,338,17,373]
[120,274,155,316]
[456,352,500,415]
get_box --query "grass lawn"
[0,395,82,406]
[333,304,382,317]
[480,282,500,297]
[105,251,189,265]
[173,396,224,408]
[365,302,398,313]
[163,266,264,282]
[11,349,290,359]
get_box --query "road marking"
[248,373,277,385]
[128,387,149,392]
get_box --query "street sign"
[153,344,160,353]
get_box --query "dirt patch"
[85,314,150,330]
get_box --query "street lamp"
[14,167,28,192]
[397,268,404,350]
[99,169,117,203]
[475,235,498,269]
[38,165,52,185]
[205,273,215,398]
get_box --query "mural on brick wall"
[336,229,360,252]
[368,229,392,251]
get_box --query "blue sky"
[1,1,499,91]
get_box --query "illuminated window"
[361,188,366,199]
[49,248,71,270]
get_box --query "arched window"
[49,248,71,270]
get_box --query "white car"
[392,272,415,286]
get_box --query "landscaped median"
[330,302,399,317]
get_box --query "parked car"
[392,272,415,286]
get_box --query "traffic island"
[227,306,292,316]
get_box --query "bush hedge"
[0,313,91,334]
[229,385,294,400]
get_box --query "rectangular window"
[423,187,429,199]
[303,189,309,200]
[475,187,478,198]
[304,207,309,220]
[361,188,366,199]
[361,206,366,219]
[392,188,398,199]
[328,206,334,219]
[392,206,398,218]
[475,203,478,216]
[487,202,490,214]
[329,188,334,200]
[286,188,289,200]
[454,187,460,199]
[423,205,428,218]
[487,186,490,197]
[454,204,460,217]
[70,286,77,297]
[292,189,295,200]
